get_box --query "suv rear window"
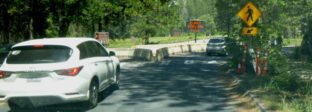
[209,39,225,43]
[6,45,72,64]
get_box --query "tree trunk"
[99,22,102,32]
[57,3,69,37]
[145,37,149,45]
[104,17,109,32]
[1,1,10,43]
[227,19,230,38]
[92,22,95,37]
[144,31,149,45]
[29,18,34,40]
[58,15,70,37]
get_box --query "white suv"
[0,38,120,109]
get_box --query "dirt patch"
[217,65,261,112]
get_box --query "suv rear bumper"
[206,48,226,55]
[6,93,88,107]
[0,79,90,106]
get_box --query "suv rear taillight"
[55,66,83,76]
[0,71,11,79]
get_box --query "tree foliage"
[0,0,310,46]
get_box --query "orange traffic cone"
[237,61,242,74]
[261,50,269,76]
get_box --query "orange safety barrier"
[261,50,269,76]
[256,47,260,75]
[242,42,247,71]
[237,61,242,74]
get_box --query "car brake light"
[33,45,44,47]
[55,66,83,76]
[0,71,11,79]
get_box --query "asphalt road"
[0,53,234,112]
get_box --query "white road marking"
[160,61,171,66]
[184,60,194,65]
[120,62,147,68]
[200,68,211,72]
[207,60,218,64]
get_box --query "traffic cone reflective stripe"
[237,62,242,73]
[242,43,247,71]
[261,50,269,76]
[256,47,260,75]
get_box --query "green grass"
[108,34,223,48]
[236,59,312,112]
[109,38,144,48]
[283,38,302,46]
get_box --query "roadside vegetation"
[2,0,312,111]
[225,36,312,111]
[283,38,302,46]
[109,34,220,48]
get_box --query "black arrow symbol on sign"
[247,29,253,33]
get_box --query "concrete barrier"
[133,48,153,61]
[109,42,207,61]
[150,43,206,61]
[108,48,134,59]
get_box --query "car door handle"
[94,63,98,66]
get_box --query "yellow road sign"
[243,27,258,35]
[237,2,262,26]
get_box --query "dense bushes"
[267,47,290,76]
[225,37,242,68]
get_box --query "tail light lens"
[55,66,83,76]
[0,71,12,79]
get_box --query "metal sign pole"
[195,32,197,43]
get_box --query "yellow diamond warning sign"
[237,2,262,27]
[243,27,258,35]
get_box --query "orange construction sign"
[187,21,205,32]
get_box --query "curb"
[230,73,269,112]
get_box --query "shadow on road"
[6,53,233,112]
[8,86,119,112]
[109,53,233,111]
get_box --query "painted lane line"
[160,61,171,66]
[184,60,194,65]
[207,60,218,64]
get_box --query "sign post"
[187,21,205,43]
[95,32,109,47]
[237,1,262,35]
[237,2,262,75]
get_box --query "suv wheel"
[86,81,98,108]
[113,67,120,89]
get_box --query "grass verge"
[108,35,223,48]
[283,38,302,46]
[235,59,312,112]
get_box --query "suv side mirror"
[109,51,116,56]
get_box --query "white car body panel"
[0,38,120,106]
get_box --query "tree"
[48,0,86,37]
[1,0,50,42]
[130,0,181,44]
